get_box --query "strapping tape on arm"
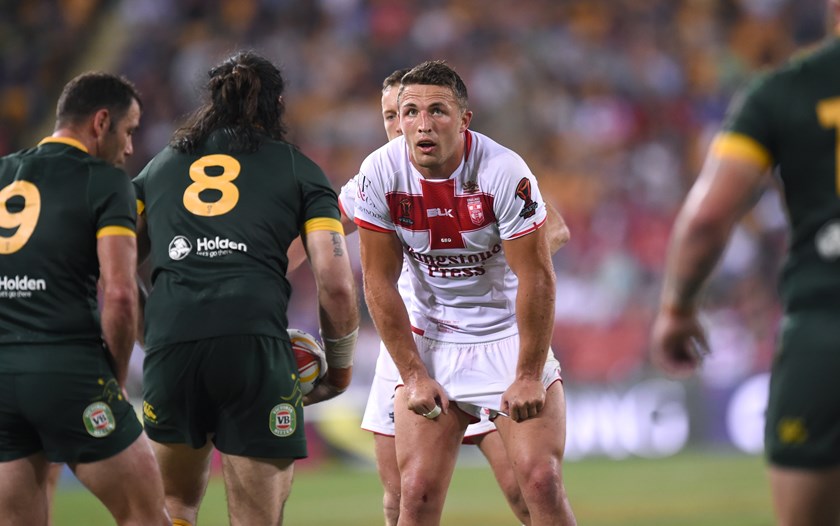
[321,327,358,369]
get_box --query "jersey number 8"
[182,154,241,217]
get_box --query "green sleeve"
[721,73,780,157]
[132,161,148,206]
[293,150,340,227]
[88,165,136,232]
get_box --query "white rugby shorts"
[361,335,561,434]
[360,342,498,439]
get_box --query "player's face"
[381,85,401,142]
[98,99,141,168]
[399,84,472,180]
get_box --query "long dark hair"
[171,51,288,154]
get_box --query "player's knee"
[382,492,401,526]
[383,485,401,508]
[399,471,445,511]
[518,462,563,503]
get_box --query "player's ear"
[92,108,111,138]
[460,110,472,132]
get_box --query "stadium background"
[1,0,829,523]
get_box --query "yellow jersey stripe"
[711,132,772,170]
[38,136,89,153]
[304,217,344,235]
[136,199,145,216]
[97,226,136,238]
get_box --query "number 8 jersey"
[133,130,340,348]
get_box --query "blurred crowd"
[1,0,829,391]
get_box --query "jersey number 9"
[0,180,40,254]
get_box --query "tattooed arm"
[301,229,360,402]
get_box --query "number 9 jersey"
[133,130,340,349]
[0,137,136,347]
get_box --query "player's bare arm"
[358,226,450,417]
[286,237,307,273]
[652,152,769,378]
[97,233,139,386]
[304,228,359,399]
[288,208,357,274]
[545,202,570,254]
[500,225,555,422]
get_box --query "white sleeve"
[491,153,548,240]
[352,154,395,232]
[337,175,357,221]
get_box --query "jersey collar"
[38,136,89,153]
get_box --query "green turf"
[52,450,772,525]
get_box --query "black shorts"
[765,312,840,469]
[0,345,142,463]
[142,334,307,459]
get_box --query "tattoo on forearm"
[330,232,344,257]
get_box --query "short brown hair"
[399,61,468,110]
[382,68,411,91]
[56,72,141,128]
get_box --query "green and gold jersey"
[714,36,840,312]
[134,129,341,348]
[0,137,136,345]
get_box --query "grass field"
[53,450,773,525]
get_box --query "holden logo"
[168,236,192,260]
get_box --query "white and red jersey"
[354,130,547,343]
[338,174,414,306]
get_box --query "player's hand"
[650,307,709,379]
[403,374,449,420]
[501,377,546,422]
[303,366,352,406]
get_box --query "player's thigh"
[0,453,50,523]
[205,335,308,460]
[766,313,840,469]
[393,387,467,481]
[474,430,508,468]
[151,440,214,504]
[221,453,295,517]
[474,430,522,495]
[72,433,164,515]
[769,463,840,525]
[494,380,567,466]
[373,433,400,495]
[362,369,401,496]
